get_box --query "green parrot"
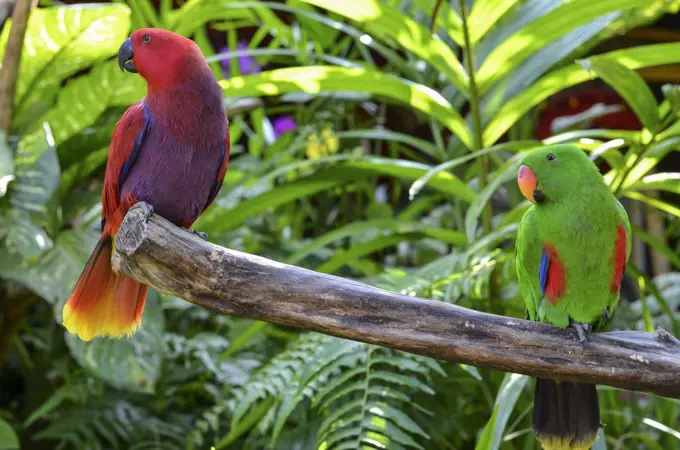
[515,144,631,450]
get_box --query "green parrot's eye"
[546,153,555,161]
[143,35,151,43]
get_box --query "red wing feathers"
[610,225,627,294]
[102,102,149,233]
[541,244,566,305]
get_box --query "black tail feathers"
[533,378,600,450]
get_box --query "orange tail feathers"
[62,234,147,341]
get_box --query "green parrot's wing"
[614,197,632,262]
[516,208,542,321]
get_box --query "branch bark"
[112,203,680,399]
[0,0,34,133]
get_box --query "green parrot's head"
[517,144,601,205]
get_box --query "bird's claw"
[601,307,611,322]
[189,229,208,241]
[139,203,155,223]
[570,322,592,348]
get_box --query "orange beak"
[517,165,538,203]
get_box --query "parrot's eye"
[546,153,556,161]
[143,35,151,43]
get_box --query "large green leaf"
[581,57,660,133]
[0,418,19,450]
[301,0,469,95]
[468,0,519,44]
[1,125,60,259]
[65,290,165,394]
[485,42,680,146]
[1,210,53,261]
[9,124,60,223]
[475,0,650,94]
[220,66,472,148]
[0,4,131,127]
[0,229,97,304]
[36,60,133,146]
[166,0,257,36]
[479,9,623,124]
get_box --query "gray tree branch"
[112,203,680,398]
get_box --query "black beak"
[533,189,545,204]
[117,38,136,73]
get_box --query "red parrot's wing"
[101,102,150,231]
[201,130,230,214]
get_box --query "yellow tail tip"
[62,302,142,342]
[539,433,598,450]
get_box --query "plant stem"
[458,0,492,234]
[0,0,36,133]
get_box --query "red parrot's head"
[117,28,209,90]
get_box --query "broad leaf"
[65,290,165,394]
[9,124,60,225]
[2,210,53,261]
[581,57,660,132]
[0,418,19,450]
[468,0,519,44]
[0,230,97,304]
[475,0,650,94]
[0,4,131,128]
[302,0,469,95]
[485,42,680,146]
[36,60,135,145]
[166,0,257,36]
[220,66,472,148]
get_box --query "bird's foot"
[138,203,155,223]
[570,321,592,348]
[189,229,209,241]
[601,307,611,322]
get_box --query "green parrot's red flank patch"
[543,244,566,304]
[610,225,628,294]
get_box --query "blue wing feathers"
[118,104,150,188]
[539,247,549,296]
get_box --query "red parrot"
[63,29,230,341]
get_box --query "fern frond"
[32,397,188,450]
[191,330,442,450]
[314,345,436,450]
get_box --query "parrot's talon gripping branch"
[139,202,155,223]
[112,204,680,399]
[570,322,592,347]
[189,229,209,241]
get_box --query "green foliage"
[1,0,680,449]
